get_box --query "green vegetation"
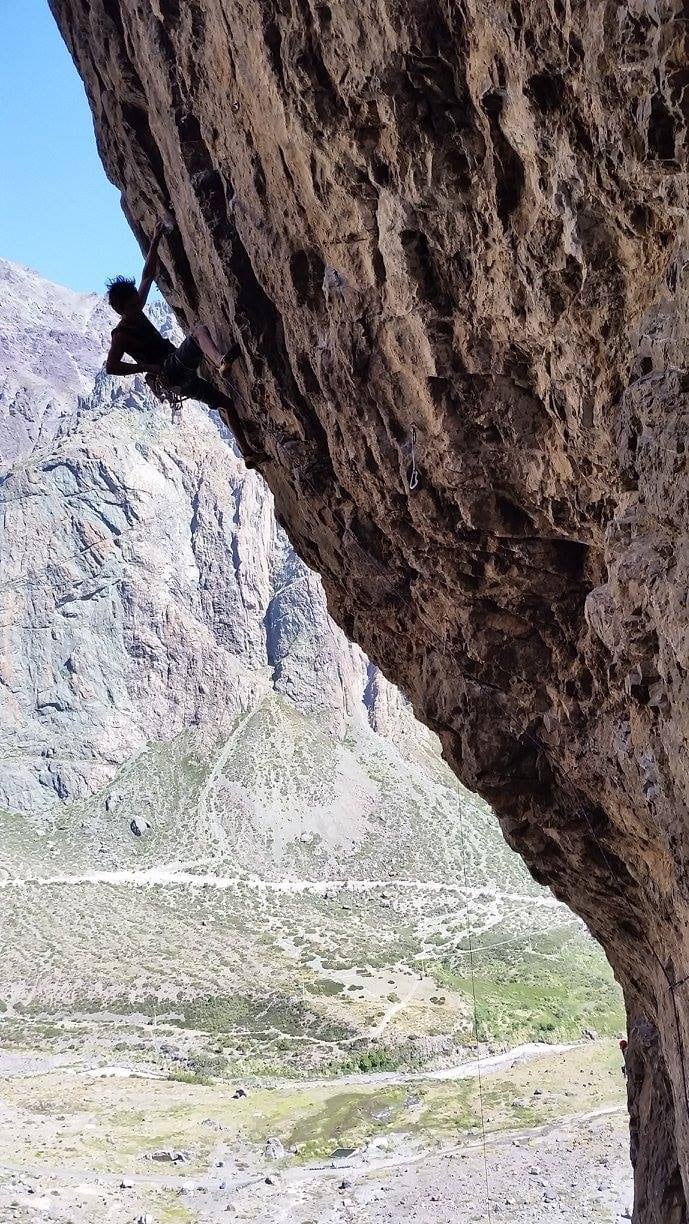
[282,1088,411,1160]
[168,1052,229,1084]
[0,1036,625,1207]
[319,1048,404,1077]
[308,979,345,997]
[0,704,624,1076]
[432,934,624,1045]
[168,1069,211,1086]
[179,994,354,1043]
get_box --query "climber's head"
[106,275,139,316]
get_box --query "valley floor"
[0,1040,632,1223]
[226,1110,632,1224]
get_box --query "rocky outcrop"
[0,261,406,811]
[0,260,111,467]
[48,2,689,1215]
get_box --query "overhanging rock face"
[49,1,688,1214]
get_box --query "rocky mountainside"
[0,259,409,812]
[47,1,689,1214]
[0,258,620,1077]
[0,259,111,468]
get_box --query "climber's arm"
[137,220,166,307]
[105,334,158,377]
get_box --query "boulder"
[263,1138,285,1161]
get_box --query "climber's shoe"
[218,343,242,378]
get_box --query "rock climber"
[619,1037,628,1079]
[105,218,267,468]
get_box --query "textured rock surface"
[0,259,405,811]
[48,1,689,1215]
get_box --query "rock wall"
[48,2,689,1216]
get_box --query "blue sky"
[0,0,142,293]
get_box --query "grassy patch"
[180,993,353,1042]
[308,980,345,997]
[0,1042,625,1189]
[168,1069,213,1086]
[432,935,623,1045]
[282,1088,409,1160]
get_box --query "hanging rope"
[455,796,494,1222]
[223,376,495,1217]
[227,367,676,1220]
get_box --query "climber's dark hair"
[106,275,138,313]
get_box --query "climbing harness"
[146,372,188,418]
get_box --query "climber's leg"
[190,325,240,375]
[184,373,269,469]
[181,370,233,416]
[191,324,222,367]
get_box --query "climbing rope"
[455,795,494,1222]
[225,365,681,1221]
[223,374,497,1218]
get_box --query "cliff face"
[0,260,405,812]
[48,2,688,1216]
[0,260,111,467]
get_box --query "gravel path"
[0,870,560,904]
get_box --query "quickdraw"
[408,423,419,492]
